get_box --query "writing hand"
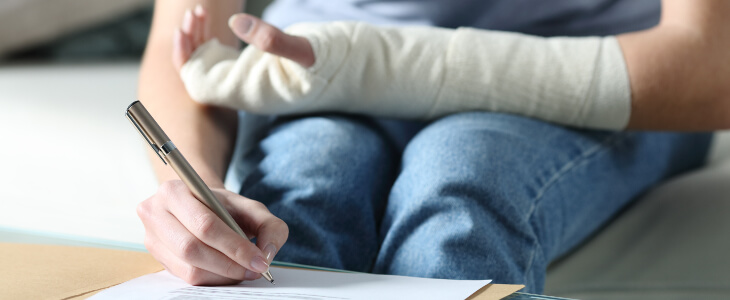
[138,180,288,285]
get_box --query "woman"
[136,0,728,293]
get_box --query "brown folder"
[0,243,523,299]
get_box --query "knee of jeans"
[394,112,551,213]
[264,115,393,172]
[386,112,553,287]
[403,112,545,186]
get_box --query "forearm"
[180,0,730,131]
[620,0,730,130]
[182,23,630,129]
[139,50,236,188]
[139,0,243,187]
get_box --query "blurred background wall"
[0,0,272,62]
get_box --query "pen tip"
[271,280,276,285]
[262,270,275,284]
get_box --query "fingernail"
[244,269,258,281]
[263,243,278,263]
[250,256,269,273]
[194,4,205,16]
[229,14,254,35]
[182,9,193,31]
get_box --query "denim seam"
[521,131,628,284]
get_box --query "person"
[136,0,729,294]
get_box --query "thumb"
[229,13,315,68]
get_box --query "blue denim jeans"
[230,112,711,294]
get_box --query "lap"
[231,111,711,291]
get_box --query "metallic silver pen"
[126,100,275,284]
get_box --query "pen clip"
[126,111,167,165]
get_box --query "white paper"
[91,267,490,300]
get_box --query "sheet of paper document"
[91,266,491,300]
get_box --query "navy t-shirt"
[263,0,660,36]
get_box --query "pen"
[125,100,275,284]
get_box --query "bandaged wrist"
[181,22,631,129]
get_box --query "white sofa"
[1,62,729,299]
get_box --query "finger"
[216,191,289,264]
[172,28,193,71]
[139,196,259,283]
[181,9,195,38]
[228,13,315,67]
[145,231,249,285]
[146,207,253,281]
[193,4,209,45]
[187,8,202,48]
[163,184,271,275]
[185,8,202,49]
